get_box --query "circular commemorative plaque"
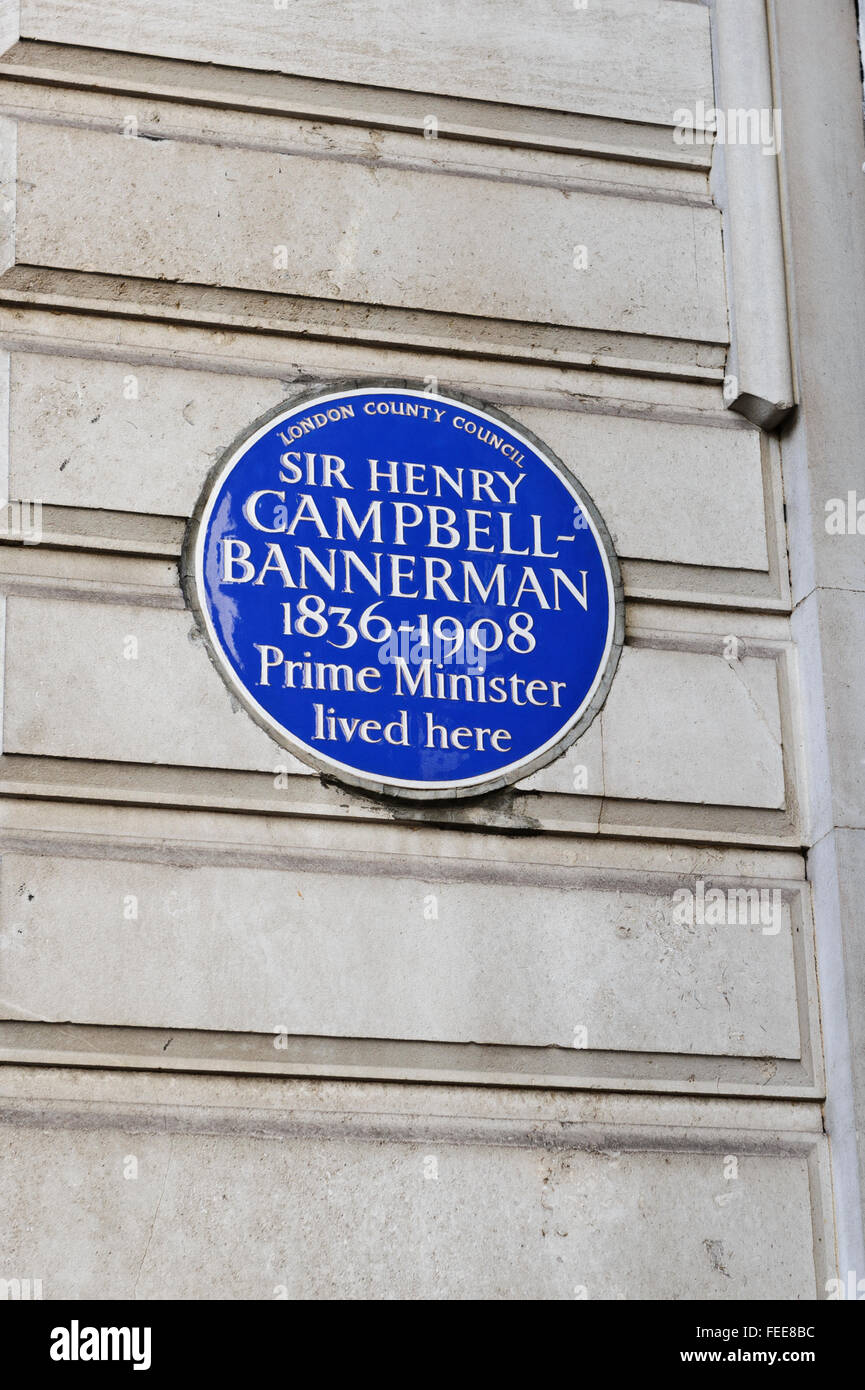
[185,381,624,800]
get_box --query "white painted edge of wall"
[767,0,865,1286]
[0,350,8,759]
[709,0,795,430]
[0,0,17,58]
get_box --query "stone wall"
[0,0,860,1299]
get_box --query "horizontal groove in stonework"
[0,40,714,170]
[0,318,730,422]
[0,267,727,380]
[0,1021,820,1102]
[0,756,800,849]
[0,520,790,615]
[1,109,715,210]
[0,797,805,879]
[0,506,183,558]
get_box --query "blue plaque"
[185,382,624,799]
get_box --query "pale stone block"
[2,594,303,773]
[0,115,15,277]
[516,718,603,795]
[8,352,289,517]
[787,448,865,604]
[601,646,785,810]
[793,588,865,837]
[14,123,728,342]
[0,1,18,55]
[809,827,865,1278]
[790,589,834,844]
[9,354,765,572]
[20,0,713,126]
[2,597,788,811]
[0,851,801,1057]
[511,406,768,571]
[827,827,865,1150]
[818,588,865,831]
[0,348,8,498]
[0,1111,819,1298]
